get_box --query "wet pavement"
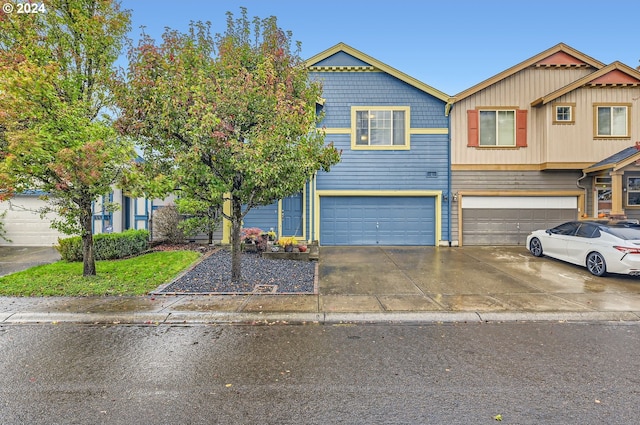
[0,246,60,277]
[2,246,640,324]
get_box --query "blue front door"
[282,192,303,236]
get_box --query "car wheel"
[586,252,607,277]
[529,237,543,257]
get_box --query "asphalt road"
[1,322,639,424]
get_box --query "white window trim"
[553,103,575,125]
[478,108,516,147]
[350,106,410,150]
[594,103,631,138]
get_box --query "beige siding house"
[449,43,640,246]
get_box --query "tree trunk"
[207,205,216,245]
[81,203,96,276]
[230,196,243,284]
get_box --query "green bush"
[57,236,83,262]
[56,229,150,262]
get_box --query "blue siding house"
[241,43,452,246]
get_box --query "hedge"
[56,229,150,262]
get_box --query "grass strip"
[0,250,200,296]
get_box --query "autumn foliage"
[0,0,133,276]
[115,8,341,283]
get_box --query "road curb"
[2,310,640,325]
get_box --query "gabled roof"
[305,42,451,103]
[531,61,640,106]
[452,43,605,103]
[584,145,640,174]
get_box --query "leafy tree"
[175,198,220,245]
[0,0,133,276]
[115,8,340,283]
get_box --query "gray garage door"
[320,196,435,246]
[462,196,578,246]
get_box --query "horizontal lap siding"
[317,134,449,191]
[311,72,449,130]
[309,63,450,243]
[242,202,278,232]
[452,170,583,192]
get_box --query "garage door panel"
[463,199,577,246]
[0,196,64,246]
[320,196,435,246]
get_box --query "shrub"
[56,229,150,262]
[241,227,263,242]
[0,210,11,242]
[57,236,83,262]
[152,205,185,244]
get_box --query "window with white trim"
[596,104,629,137]
[479,109,515,146]
[352,107,409,149]
[553,103,575,124]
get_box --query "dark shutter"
[467,109,479,147]
[516,109,528,147]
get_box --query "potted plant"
[277,236,298,252]
[241,227,263,244]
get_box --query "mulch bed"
[152,243,317,295]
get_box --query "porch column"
[221,194,231,244]
[610,171,625,218]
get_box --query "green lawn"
[0,250,201,296]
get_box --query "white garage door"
[0,196,64,246]
[461,196,578,246]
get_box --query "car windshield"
[603,226,640,240]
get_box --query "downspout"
[445,101,454,247]
[577,171,588,218]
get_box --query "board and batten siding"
[450,170,583,242]
[451,66,595,166]
[541,86,640,165]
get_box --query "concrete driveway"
[0,246,61,277]
[317,246,640,314]
[1,245,640,323]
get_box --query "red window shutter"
[516,109,527,147]
[467,110,479,147]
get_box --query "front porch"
[583,145,640,222]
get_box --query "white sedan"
[526,220,640,276]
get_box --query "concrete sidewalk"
[1,246,640,324]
